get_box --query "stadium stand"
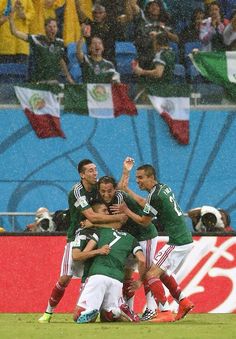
[115,41,137,82]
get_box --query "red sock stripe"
[155,245,175,267]
[56,281,65,291]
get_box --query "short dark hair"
[44,17,57,27]
[98,176,117,190]
[90,200,105,212]
[137,164,157,180]
[77,159,93,174]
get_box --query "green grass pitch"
[0,314,235,339]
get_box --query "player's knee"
[100,308,121,322]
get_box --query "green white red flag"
[189,51,236,100]
[14,85,65,138]
[148,85,190,145]
[64,83,137,118]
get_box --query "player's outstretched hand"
[123,157,135,172]
[110,203,128,214]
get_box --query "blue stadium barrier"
[0,63,28,83]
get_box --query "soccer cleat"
[76,309,99,324]
[175,298,194,321]
[140,308,157,321]
[120,304,140,322]
[149,310,175,323]
[38,312,52,323]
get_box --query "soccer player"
[111,158,194,321]
[38,159,126,323]
[97,175,172,322]
[73,202,146,323]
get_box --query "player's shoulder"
[115,190,125,201]
[71,182,84,197]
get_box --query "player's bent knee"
[100,308,121,322]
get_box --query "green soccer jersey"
[81,55,120,83]
[143,183,193,246]
[88,228,142,282]
[28,35,65,82]
[71,227,99,250]
[67,182,97,242]
[107,190,158,241]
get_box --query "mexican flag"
[148,85,190,145]
[189,51,236,100]
[64,83,137,118]
[15,84,65,138]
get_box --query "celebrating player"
[111,158,194,321]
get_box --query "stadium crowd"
[0,0,236,86]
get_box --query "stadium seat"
[67,42,87,83]
[184,41,202,67]
[0,63,28,83]
[169,42,179,63]
[69,63,83,83]
[184,41,203,82]
[67,42,87,66]
[115,41,137,82]
[173,63,186,83]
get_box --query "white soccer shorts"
[153,242,194,275]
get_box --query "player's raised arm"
[72,239,110,261]
[118,157,146,207]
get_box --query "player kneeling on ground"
[73,202,146,323]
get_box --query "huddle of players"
[38,158,194,324]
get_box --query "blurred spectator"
[25,207,56,232]
[223,9,236,50]
[76,27,120,83]
[0,226,6,232]
[123,0,179,69]
[200,1,228,51]
[179,8,205,64]
[187,205,233,232]
[0,0,35,63]
[100,0,125,21]
[179,8,205,44]
[9,15,74,83]
[132,31,175,85]
[76,1,125,63]
[204,0,236,20]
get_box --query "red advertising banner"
[0,235,236,313]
